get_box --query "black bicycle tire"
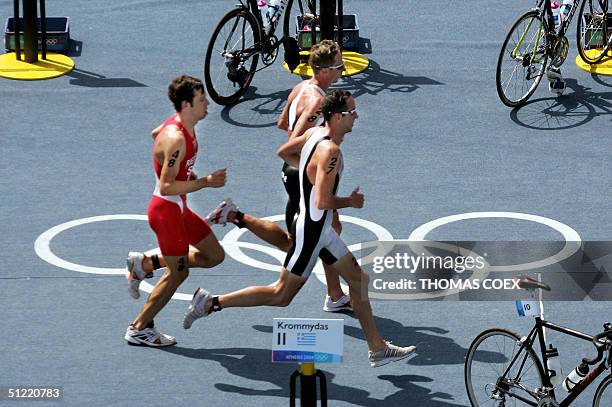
[204,7,261,105]
[465,328,546,407]
[593,374,612,407]
[496,10,548,107]
[576,0,610,64]
[282,0,316,43]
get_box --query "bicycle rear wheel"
[283,0,317,49]
[465,328,546,406]
[204,7,261,105]
[577,0,610,64]
[496,11,549,107]
[594,375,612,407]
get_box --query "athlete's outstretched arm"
[314,142,363,210]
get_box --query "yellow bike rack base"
[575,49,612,75]
[0,52,75,80]
[284,50,369,77]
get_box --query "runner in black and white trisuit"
[182,91,417,367]
[205,40,350,312]
[282,125,346,278]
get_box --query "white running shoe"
[547,66,566,96]
[124,325,176,347]
[323,294,352,312]
[368,341,417,368]
[183,288,213,329]
[126,252,148,299]
[205,198,238,226]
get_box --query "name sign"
[272,318,343,363]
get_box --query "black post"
[299,373,317,407]
[309,0,316,50]
[289,371,300,407]
[337,0,343,49]
[39,0,46,59]
[22,0,38,63]
[319,0,335,42]
[13,0,21,60]
[315,370,327,407]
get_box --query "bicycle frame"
[501,317,610,406]
[511,0,584,61]
[234,0,294,56]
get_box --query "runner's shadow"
[510,78,612,130]
[162,346,466,406]
[377,375,467,406]
[255,315,488,367]
[220,87,290,129]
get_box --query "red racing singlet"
[152,113,198,208]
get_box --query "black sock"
[233,211,246,228]
[151,254,162,270]
[211,296,222,312]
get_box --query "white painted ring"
[407,212,582,272]
[34,214,148,275]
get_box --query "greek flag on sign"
[297,333,316,346]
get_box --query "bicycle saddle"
[515,275,551,291]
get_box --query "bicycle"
[496,0,611,107]
[464,275,612,406]
[204,0,320,105]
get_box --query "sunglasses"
[316,60,345,71]
[339,108,357,117]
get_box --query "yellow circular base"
[284,50,369,77]
[0,52,75,80]
[575,49,612,75]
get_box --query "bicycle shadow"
[161,345,466,406]
[510,77,612,130]
[220,87,290,129]
[219,59,443,128]
[337,59,444,99]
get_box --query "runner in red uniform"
[125,75,227,347]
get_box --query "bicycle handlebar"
[583,323,612,365]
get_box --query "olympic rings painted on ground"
[34,214,147,275]
[407,212,582,272]
[33,213,394,301]
[221,214,394,291]
[34,211,582,301]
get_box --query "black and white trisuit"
[281,81,326,229]
[283,128,348,279]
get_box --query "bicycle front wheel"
[465,328,546,407]
[204,7,261,105]
[594,374,612,407]
[496,11,549,107]
[576,0,610,64]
